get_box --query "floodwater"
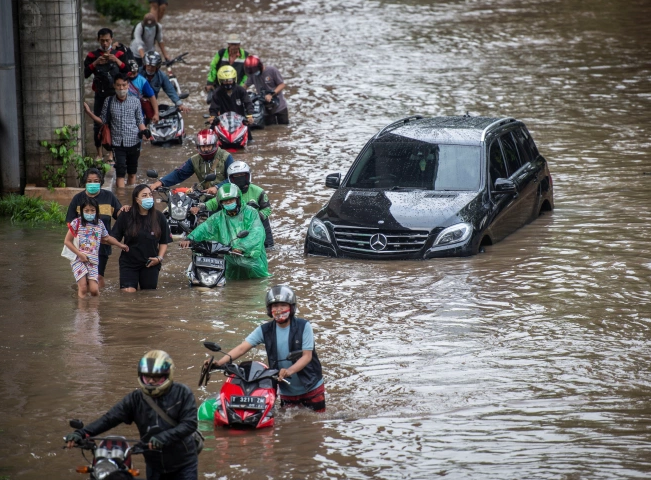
[2,0,651,478]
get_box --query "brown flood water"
[2,0,651,478]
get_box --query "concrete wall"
[18,0,84,187]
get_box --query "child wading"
[64,197,128,297]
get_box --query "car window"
[519,127,539,158]
[488,141,507,188]
[500,133,521,175]
[346,136,481,191]
[512,129,532,164]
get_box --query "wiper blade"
[389,186,426,191]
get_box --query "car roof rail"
[376,115,425,137]
[480,117,517,141]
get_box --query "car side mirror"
[203,341,222,352]
[492,178,517,195]
[146,169,159,179]
[204,173,217,182]
[325,173,341,189]
[286,350,303,362]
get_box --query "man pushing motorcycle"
[148,129,233,194]
[179,183,270,279]
[65,350,199,480]
[208,285,326,412]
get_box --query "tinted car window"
[519,127,539,158]
[513,129,533,164]
[500,132,521,175]
[346,136,481,191]
[488,141,507,188]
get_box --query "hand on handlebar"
[64,431,84,449]
[179,240,192,249]
[203,186,218,195]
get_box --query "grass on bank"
[0,195,66,225]
[94,0,148,23]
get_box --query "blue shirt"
[140,68,182,105]
[127,74,155,99]
[245,321,324,396]
[159,156,234,187]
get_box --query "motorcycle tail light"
[128,469,140,477]
[76,466,90,473]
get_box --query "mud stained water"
[2,0,651,478]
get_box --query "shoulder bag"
[61,220,80,262]
[98,97,114,150]
[141,393,204,454]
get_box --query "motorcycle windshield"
[192,241,230,255]
[218,112,245,132]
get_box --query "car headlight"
[433,223,472,246]
[198,269,220,286]
[308,218,331,243]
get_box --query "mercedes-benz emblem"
[369,233,388,251]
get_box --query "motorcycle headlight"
[308,218,331,243]
[433,223,472,246]
[171,206,187,220]
[93,459,119,480]
[198,269,220,286]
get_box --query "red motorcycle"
[213,112,248,151]
[197,341,301,429]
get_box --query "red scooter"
[213,112,249,151]
[197,341,301,429]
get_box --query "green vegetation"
[0,195,66,225]
[95,0,148,23]
[40,125,110,190]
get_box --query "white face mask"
[100,43,111,52]
[115,88,128,98]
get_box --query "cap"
[226,33,241,44]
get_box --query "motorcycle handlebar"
[165,52,189,67]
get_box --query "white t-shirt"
[130,23,163,59]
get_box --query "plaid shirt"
[100,95,143,148]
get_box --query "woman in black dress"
[111,184,171,291]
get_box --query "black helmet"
[265,285,297,318]
[143,50,162,69]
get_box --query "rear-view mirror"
[287,350,303,362]
[146,169,159,178]
[179,92,190,100]
[203,341,221,352]
[325,173,341,189]
[69,419,84,429]
[237,230,250,239]
[204,173,217,182]
[202,114,210,119]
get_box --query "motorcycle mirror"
[246,200,260,209]
[179,93,190,100]
[203,341,222,352]
[69,419,84,429]
[204,173,217,182]
[203,114,210,119]
[286,351,303,362]
[236,230,249,239]
[146,169,159,178]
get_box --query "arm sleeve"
[155,388,197,446]
[111,195,122,220]
[135,100,144,125]
[99,222,110,238]
[160,74,181,104]
[258,191,271,220]
[160,159,195,186]
[133,23,144,46]
[231,209,265,258]
[111,213,126,241]
[205,197,219,212]
[156,25,163,43]
[302,322,315,350]
[83,53,96,78]
[209,92,221,116]
[224,155,234,178]
[142,79,155,99]
[83,394,135,436]
[186,214,214,242]
[100,97,110,124]
[242,90,254,115]
[244,326,264,347]
[206,50,223,85]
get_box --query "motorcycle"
[247,89,279,130]
[147,169,216,239]
[212,112,249,150]
[185,230,249,287]
[197,341,302,429]
[64,419,146,479]
[150,52,190,146]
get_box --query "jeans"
[146,460,198,480]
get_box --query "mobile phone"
[146,259,153,267]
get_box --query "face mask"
[223,202,237,211]
[222,83,234,90]
[83,213,96,222]
[140,198,154,210]
[86,183,100,195]
[273,310,290,323]
[100,43,111,52]
[115,88,128,98]
[254,71,261,76]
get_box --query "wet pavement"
[1,0,651,478]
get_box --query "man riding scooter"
[140,51,188,112]
[179,184,270,280]
[148,129,233,194]
[208,66,254,125]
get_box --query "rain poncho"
[187,205,270,279]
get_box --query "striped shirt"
[100,95,143,148]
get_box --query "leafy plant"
[40,125,110,190]
[0,194,66,225]
[95,0,148,23]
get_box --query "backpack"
[113,42,135,64]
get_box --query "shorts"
[112,144,140,178]
[98,254,109,277]
[71,256,100,282]
[264,107,289,126]
[149,0,168,4]
[280,383,326,412]
[119,263,161,290]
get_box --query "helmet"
[143,50,162,68]
[126,59,139,77]
[265,285,297,318]
[217,65,237,85]
[227,161,251,193]
[217,183,242,213]
[195,129,218,161]
[137,350,175,397]
[244,55,263,76]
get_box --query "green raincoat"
[187,205,270,279]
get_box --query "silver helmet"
[227,161,251,192]
[265,285,297,318]
[143,50,163,68]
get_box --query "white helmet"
[227,161,251,192]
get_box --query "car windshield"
[345,137,481,191]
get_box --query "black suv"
[304,116,554,259]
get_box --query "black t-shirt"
[66,190,122,256]
[111,210,171,268]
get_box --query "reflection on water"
[2,0,651,478]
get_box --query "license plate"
[230,396,266,410]
[195,256,224,268]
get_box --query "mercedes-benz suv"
[304,115,554,259]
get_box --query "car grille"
[333,225,430,254]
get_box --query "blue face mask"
[83,213,96,222]
[140,198,154,210]
[223,202,237,211]
[86,183,100,195]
